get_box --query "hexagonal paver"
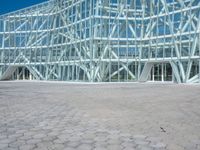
[2,82,199,150]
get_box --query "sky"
[0,0,48,15]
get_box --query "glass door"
[150,63,172,82]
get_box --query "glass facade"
[0,0,200,83]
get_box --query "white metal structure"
[0,0,200,83]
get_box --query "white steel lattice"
[0,0,200,83]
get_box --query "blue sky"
[0,0,48,15]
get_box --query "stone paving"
[0,81,200,150]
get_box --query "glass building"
[0,0,200,83]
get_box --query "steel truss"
[0,0,200,83]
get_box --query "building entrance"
[150,63,172,82]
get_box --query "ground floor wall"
[0,58,200,83]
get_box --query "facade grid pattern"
[0,0,200,83]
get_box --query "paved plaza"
[0,81,200,150]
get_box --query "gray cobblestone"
[63,147,77,150]
[76,143,93,150]
[0,143,8,149]
[107,144,123,150]
[94,147,107,150]
[3,147,18,150]
[1,82,199,150]
[19,144,36,150]
[66,141,80,148]
[150,142,167,149]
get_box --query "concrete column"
[152,66,155,82]
[29,73,32,80]
[161,63,164,82]
[17,68,19,80]
[22,67,25,80]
